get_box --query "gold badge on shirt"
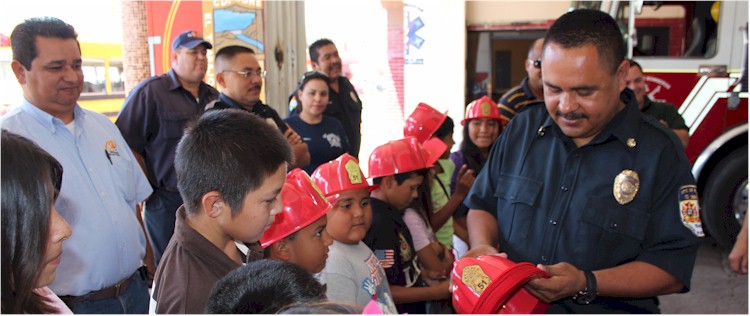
[462,264,492,295]
[613,169,639,205]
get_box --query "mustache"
[556,110,587,120]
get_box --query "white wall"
[404,0,466,152]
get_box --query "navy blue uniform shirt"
[206,93,288,133]
[289,76,362,158]
[284,115,348,175]
[497,77,540,123]
[465,89,702,313]
[116,69,219,190]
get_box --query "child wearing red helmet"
[311,154,398,313]
[363,137,451,314]
[152,110,292,314]
[449,96,504,257]
[261,169,333,274]
[403,102,476,256]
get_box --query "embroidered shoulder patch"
[679,185,704,237]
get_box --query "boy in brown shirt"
[150,109,292,313]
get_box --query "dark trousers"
[143,189,182,266]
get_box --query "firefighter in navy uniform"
[463,9,703,314]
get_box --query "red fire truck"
[470,1,747,250]
[619,1,748,250]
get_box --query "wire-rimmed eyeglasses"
[530,58,541,69]
[222,69,266,79]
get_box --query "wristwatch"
[573,270,597,305]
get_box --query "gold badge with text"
[462,265,492,295]
[345,160,363,184]
[613,169,639,205]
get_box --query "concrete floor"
[658,238,748,314]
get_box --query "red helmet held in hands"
[451,254,551,314]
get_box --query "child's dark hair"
[432,116,454,139]
[262,232,298,258]
[175,109,292,215]
[459,121,501,174]
[204,259,327,314]
[372,168,429,186]
[409,172,435,226]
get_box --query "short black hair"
[372,168,428,186]
[10,17,79,70]
[2,130,63,313]
[309,38,335,64]
[433,116,454,139]
[215,45,255,65]
[175,109,292,216]
[626,58,644,72]
[204,259,327,314]
[544,9,625,74]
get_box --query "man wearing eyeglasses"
[497,37,545,125]
[207,45,310,169]
[116,30,219,268]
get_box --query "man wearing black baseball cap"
[116,30,219,269]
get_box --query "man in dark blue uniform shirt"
[289,39,363,158]
[116,30,219,266]
[207,45,309,169]
[463,10,703,314]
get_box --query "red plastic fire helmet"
[403,102,448,143]
[451,254,551,314]
[368,137,427,179]
[260,169,332,248]
[420,137,448,168]
[462,96,503,126]
[311,153,370,197]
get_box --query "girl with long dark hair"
[2,130,72,313]
[449,97,503,256]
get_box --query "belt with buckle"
[59,269,141,306]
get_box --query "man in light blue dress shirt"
[3,17,153,314]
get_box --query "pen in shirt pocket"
[105,149,113,165]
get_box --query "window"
[109,60,125,93]
[619,1,719,58]
[82,60,107,94]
